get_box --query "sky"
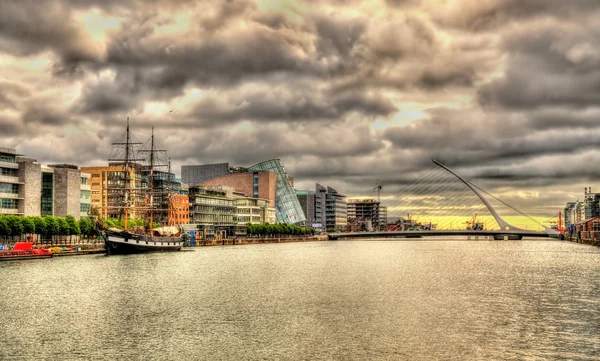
[1,0,598,222]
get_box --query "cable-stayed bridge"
[330,159,561,241]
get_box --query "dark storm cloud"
[190,88,396,125]
[0,1,101,61]
[478,18,600,109]
[1,0,597,219]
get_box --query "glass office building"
[248,159,306,224]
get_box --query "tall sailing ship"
[101,118,184,255]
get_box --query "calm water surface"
[1,239,599,360]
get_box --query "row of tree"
[246,223,315,236]
[0,215,98,242]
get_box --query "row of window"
[1,168,17,177]
[0,155,16,163]
[1,199,18,209]
[0,183,19,194]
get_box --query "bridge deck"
[328,230,554,240]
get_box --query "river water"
[0,239,599,360]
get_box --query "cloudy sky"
[1,0,598,221]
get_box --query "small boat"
[0,242,53,261]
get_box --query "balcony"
[0,192,22,199]
[0,175,21,184]
[80,184,91,191]
[0,208,22,215]
[0,161,18,169]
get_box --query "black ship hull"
[104,230,183,255]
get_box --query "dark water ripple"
[0,239,599,360]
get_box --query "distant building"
[564,202,576,230]
[314,183,347,230]
[182,163,230,186]
[47,164,83,219]
[295,190,315,225]
[0,147,85,219]
[187,185,242,239]
[200,171,277,208]
[347,198,385,231]
[584,187,600,220]
[80,172,91,218]
[184,159,306,224]
[168,194,190,225]
[81,165,144,219]
[81,164,182,223]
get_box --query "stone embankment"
[567,237,600,247]
[193,235,328,247]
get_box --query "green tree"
[44,216,59,244]
[32,217,45,243]
[57,217,70,243]
[22,217,35,241]
[6,216,24,239]
[79,218,93,240]
[0,217,9,240]
[65,215,80,243]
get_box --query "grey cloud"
[479,19,600,109]
[435,0,600,31]
[189,87,396,125]
[0,1,102,62]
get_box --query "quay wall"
[193,235,328,247]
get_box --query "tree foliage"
[246,223,314,236]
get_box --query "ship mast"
[138,125,169,232]
[124,117,130,230]
[108,117,143,229]
[149,127,155,233]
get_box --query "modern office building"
[187,185,242,239]
[182,163,230,186]
[47,164,83,219]
[248,159,306,224]
[315,183,347,230]
[200,171,277,208]
[583,187,600,220]
[80,172,91,218]
[0,147,23,215]
[185,159,305,225]
[80,165,143,219]
[0,147,86,219]
[234,196,276,225]
[295,190,315,225]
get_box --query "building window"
[0,199,18,209]
[253,172,259,198]
[41,172,54,216]
[1,168,17,177]
[0,183,19,194]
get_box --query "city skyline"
[1,0,598,218]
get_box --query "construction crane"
[465,213,483,230]
[374,182,382,203]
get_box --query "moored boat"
[99,118,184,255]
[0,242,53,261]
[103,226,183,255]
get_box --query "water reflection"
[1,240,599,360]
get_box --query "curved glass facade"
[248,159,306,224]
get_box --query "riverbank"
[193,234,328,247]
[567,237,600,247]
